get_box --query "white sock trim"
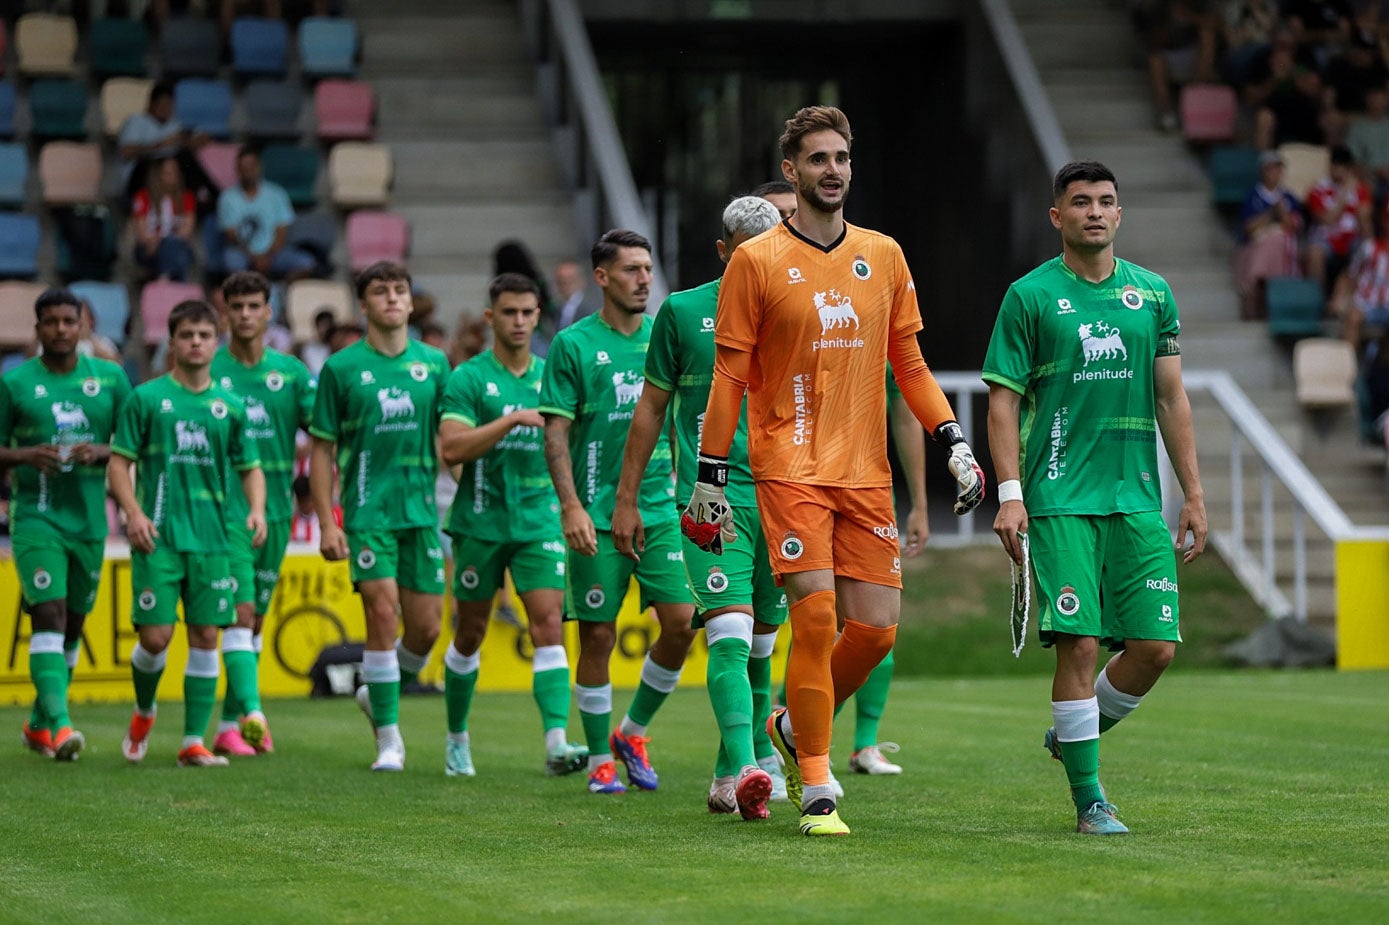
[222,627,254,653]
[186,647,220,679]
[361,649,401,684]
[575,683,612,715]
[445,645,479,676]
[749,630,778,660]
[29,631,64,655]
[1052,697,1100,742]
[252,633,263,654]
[395,639,430,673]
[65,643,79,669]
[532,644,568,674]
[1095,665,1144,720]
[705,612,754,647]
[639,654,681,693]
[131,643,167,673]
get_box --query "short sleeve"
[644,299,680,392]
[110,368,133,425]
[441,363,479,427]
[538,333,579,420]
[981,285,1033,395]
[111,389,146,460]
[1155,280,1182,358]
[309,360,341,441]
[713,247,763,351]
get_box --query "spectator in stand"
[1306,145,1373,290]
[1236,150,1304,318]
[420,322,446,352]
[447,314,489,367]
[1221,0,1280,86]
[1132,0,1220,131]
[77,301,122,364]
[553,259,594,331]
[328,319,363,353]
[408,291,436,341]
[1324,27,1389,115]
[218,147,317,281]
[1282,0,1356,69]
[289,474,342,546]
[1347,83,1389,192]
[1256,53,1334,147]
[131,157,197,282]
[300,309,335,375]
[1331,210,1389,348]
[116,82,215,208]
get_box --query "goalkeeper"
[682,106,984,837]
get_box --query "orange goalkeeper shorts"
[754,480,902,588]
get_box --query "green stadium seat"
[262,144,319,208]
[1265,277,1326,338]
[1210,145,1260,207]
[28,79,88,139]
[89,18,149,78]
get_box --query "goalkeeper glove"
[680,454,737,554]
[934,422,986,516]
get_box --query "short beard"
[799,179,846,214]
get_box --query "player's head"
[487,272,542,350]
[591,229,652,316]
[221,270,272,343]
[751,180,796,220]
[356,261,413,332]
[33,288,82,359]
[717,195,781,264]
[779,106,853,216]
[168,299,220,371]
[1049,160,1121,254]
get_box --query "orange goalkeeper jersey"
[715,220,924,487]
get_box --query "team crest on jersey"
[410,362,428,382]
[33,384,47,398]
[460,567,480,590]
[32,569,51,590]
[706,569,728,593]
[787,267,805,285]
[357,548,377,570]
[780,533,804,561]
[1056,585,1080,616]
[585,586,605,608]
[82,377,100,397]
[852,256,871,281]
[266,372,285,391]
[210,399,228,419]
[138,589,157,610]
[1121,286,1144,310]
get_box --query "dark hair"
[34,287,81,320]
[222,270,271,302]
[1331,144,1355,166]
[292,474,310,499]
[314,309,336,328]
[1052,161,1118,202]
[420,322,445,339]
[355,260,411,298]
[236,144,262,163]
[149,82,174,105]
[590,229,651,270]
[168,298,219,336]
[489,271,540,304]
[779,106,853,161]
[751,180,795,197]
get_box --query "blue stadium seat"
[0,82,14,138]
[175,78,233,140]
[203,217,226,276]
[261,144,318,208]
[160,17,220,78]
[0,213,40,278]
[89,18,149,78]
[0,143,28,207]
[231,17,289,79]
[287,211,336,275]
[299,17,358,78]
[1266,277,1326,338]
[70,280,131,347]
[29,79,87,139]
[244,79,303,139]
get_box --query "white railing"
[929,369,1389,621]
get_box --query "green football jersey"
[981,255,1181,517]
[0,355,130,540]
[441,350,559,543]
[538,313,675,529]
[111,375,260,553]
[212,346,316,525]
[645,279,756,509]
[310,338,449,532]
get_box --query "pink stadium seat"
[196,141,240,192]
[140,280,203,346]
[0,281,46,350]
[315,79,375,141]
[39,141,103,204]
[346,210,408,272]
[1180,83,1237,143]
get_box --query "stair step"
[391,140,560,198]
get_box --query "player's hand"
[680,454,736,555]
[901,505,929,558]
[562,502,598,557]
[947,442,986,515]
[69,442,108,466]
[22,444,61,473]
[1177,494,1208,564]
[247,513,268,549]
[993,500,1028,565]
[320,522,349,561]
[611,499,645,563]
[126,511,159,555]
[509,409,545,429]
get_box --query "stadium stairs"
[1010,0,1389,623]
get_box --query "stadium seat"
[28,79,88,139]
[245,79,304,139]
[1180,83,1237,143]
[329,142,392,208]
[175,78,233,140]
[0,214,40,278]
[1265,277,1326,338]
[286,279,355,345]
[262,144,319,208]
[100,77,154,137]
[0,143,29,207]
[0,22,9,78]
[140,280,203,346]
[0,82,14,138]
[0,281,46,350]
[231,17,290,79]
[160,18,221,78]
[39,141,103,205]
[287,211,337,275]
[89,18,149,78]
[1209,144,1260,207]
[54,206,117,281]
[346,210,408,271]
[1294,337,1357,408]
[197,141,240,192]
[70,280,131,347]
[315,79,374,141]
[15,13,77,78]
[299,17,358,78]
[1277,143,1329,200]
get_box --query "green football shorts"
[449,534,566,602]
[683,505,787,625]
[130,547,234,627]
[565,520,692,622]
[12,530,104,614]
[228,520,291,615]
[348,527,446,594]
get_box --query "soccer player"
[983,160,1207,835]
[209,270,316,756]
[310,261,449,772]
[0,288,129,761]
[540,229,697,795]
[751,180,797,221]
[683,106,985,836]
[437,272,587,778]
[611,196,787,820]
[109,299,267,767]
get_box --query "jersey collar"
[783,218,848,254]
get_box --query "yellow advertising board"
[1334,538,1389,670]
[0,544,785,704]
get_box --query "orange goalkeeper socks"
[785,589,836,787]
[831,620,898,707]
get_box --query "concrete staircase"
[355,0,583,327]
[1010,0,1389,620]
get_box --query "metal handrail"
[977,0,1071,173]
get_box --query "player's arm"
[986,382,1027,564]
[309,436,347,561]
[889,390,929,557]
[682,342,748,553]
[439,409,543,466]
[238,464,268,548]
[611,382,672,561]
[0,388,59,472]
[542,413,597,556]
[108,452,156,554]
[1154,355,1207,563]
